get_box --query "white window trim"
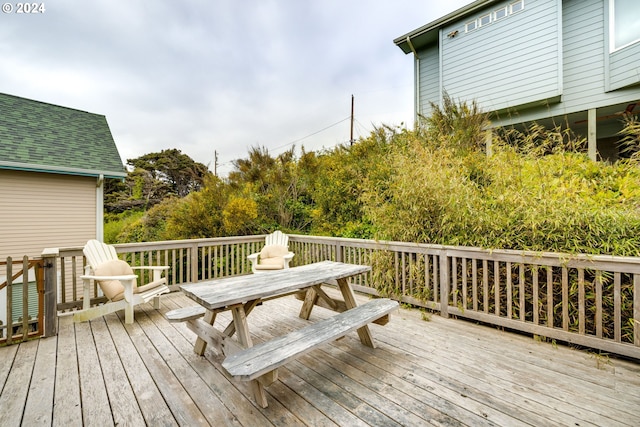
[479,13,492,27]
[609,0,640,52]
[465,20,478,32]
[510,0,525,14]
[494,6,508,20]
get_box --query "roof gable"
[0,93,126,178]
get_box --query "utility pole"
[213,150,218,176]
[350,94,354,145]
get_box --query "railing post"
[42,248,59,337]
[190,241,199,283]
[336,241,343,263]
[439,249,449,318]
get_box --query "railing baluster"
[532,266,539,325]
[507,262,512,319]
[596,271,603,338]
[483,259,489,313]
[578,268,585,335]
[562,267,569,331]
[547,267,553,328]
[634,274,640,347]
[614,272,621,342]
[461,257,467,310]
[494,260,500,316]
[472,259,478,312]
[519,263,525,322]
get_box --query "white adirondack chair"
[247,231,295,273]
[73,240,170,324]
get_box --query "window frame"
[465,20,478,32]
[479,13,492,27]
[494,6,508,21]
[510,0,524,14]
[609,0,640,52]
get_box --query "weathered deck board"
[91,317,148,426]
[0,340,38,427]
[103,311,177,426]
[22,336,56,426]
[406,313,639,421]
[157,296,307,427]
[53,314,83,426]
[1,291,639,426]
[75,320,114,426]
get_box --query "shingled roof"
[0,93,126,178]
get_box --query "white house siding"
[0,169,96,260]
[439,0,562,112]
[417,45,440,119]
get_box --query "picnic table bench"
[221,298,398,381]
[167,261,398,407]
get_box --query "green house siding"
[10,282,38,321]
[0,93,126,178]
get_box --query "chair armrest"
[247,253,259,273]
[283,252,295,269]
[81,274,138,281]
[130,266,169,282]
[80,274,137,303]
[130,266,169,271]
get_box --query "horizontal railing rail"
[52,234,640,359]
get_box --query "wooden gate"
[0,256,44,345]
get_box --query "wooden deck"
[1,291,639,427]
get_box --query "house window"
[479,14,492,27]
[465,20,477,32]
[611,0,640,51]
[494,6,508,20]
[510,0,524,13]
[464,1,524,34]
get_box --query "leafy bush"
[104,210,145,244]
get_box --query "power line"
[215,115,353,175]
[271,116,351,152]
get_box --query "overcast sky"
[1,0,471,176]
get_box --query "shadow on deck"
[1,291,639,426]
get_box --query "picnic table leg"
[231,305,269,408]
[299,287,318,320]
[221,300,261,337]
[336,277,376,348]
[194,310,216,355]
[299,284,342,319]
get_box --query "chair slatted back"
[264,231,288,248]
[84,239,118,270]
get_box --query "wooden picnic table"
[174,260,398,407]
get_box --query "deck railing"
[48,234,640,359]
